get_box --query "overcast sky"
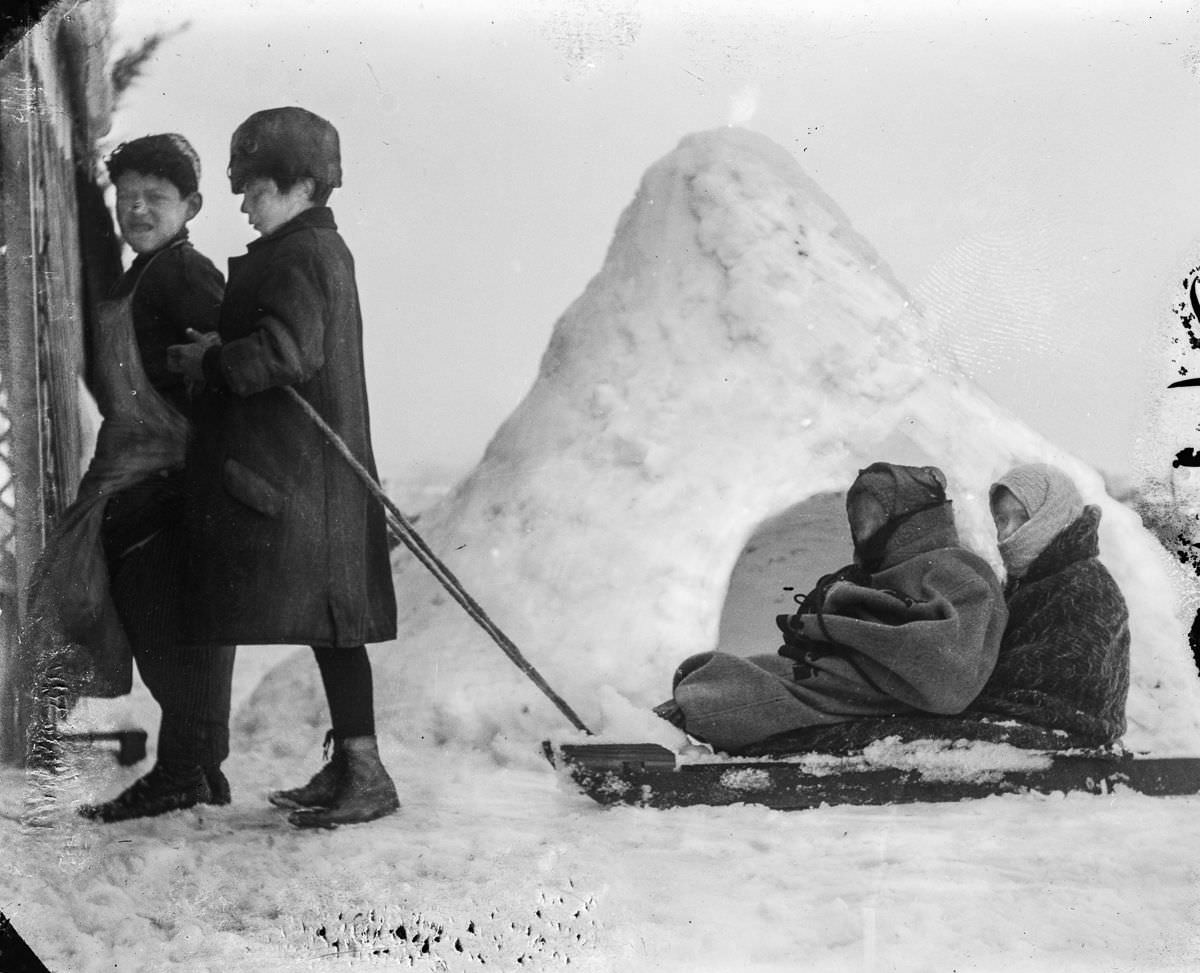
[101,0,1200,485]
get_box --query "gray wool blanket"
[739,506,1130,757]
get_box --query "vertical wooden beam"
[0,8,115,766]
[0,39,47,766]
[32,21,85,523]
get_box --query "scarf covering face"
[992,463,1084,579]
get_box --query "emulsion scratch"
[531,0,641,78]
[287,890,601,967]
[1184,46,1200,80]
[364,59,384,95]
[1169,265,1200,378]
[727,84,760,126]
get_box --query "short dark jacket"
[109,231,224,418]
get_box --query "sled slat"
[544,742,1200,810]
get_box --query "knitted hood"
[846,462,954,571]
[991,463,1084,579]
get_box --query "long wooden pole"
[282,386,594,736]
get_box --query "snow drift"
[248,127,1200,758]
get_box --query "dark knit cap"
[847,462,948,522]
[845,462,950,570]
[228,107,342,193]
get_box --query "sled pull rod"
[282,385,594,735]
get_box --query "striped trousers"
[103,473,235,768]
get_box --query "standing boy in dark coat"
[169,107,399,827]
[72,135,236,821]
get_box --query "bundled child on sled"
[658,461,1130,756]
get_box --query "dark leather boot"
[78,762,213,823]
[287,736,399,828]
[267,731,345,809]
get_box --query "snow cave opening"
[716,491,851,659]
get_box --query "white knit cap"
[991,463,1084,578]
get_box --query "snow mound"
[249,127,1200,758]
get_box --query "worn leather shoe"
[287,736,399,829]
[267,730,346,809]
[79,762,213,823]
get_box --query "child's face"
[239,177,314,236]
[114,171,200,255]
[990,487,1030,543]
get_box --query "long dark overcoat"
[184,207,397,648]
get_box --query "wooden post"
[0,40,47,767]
[0,21,92,765]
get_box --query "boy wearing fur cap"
[169,107,399,828]
[69,134,236,822]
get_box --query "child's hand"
[184,327,222,349]
[167,329,219,381]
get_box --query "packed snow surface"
[8,128,1200,970]
[6,718,1200,972]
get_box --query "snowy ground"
[5,496,1200,973]
[7,738,1200,973]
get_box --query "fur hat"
[228,107,342,193]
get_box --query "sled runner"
[543,718,1200,810]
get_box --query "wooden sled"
[543,726,1200,811]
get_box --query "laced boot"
[288,736,399,828]
[267,730,346,810]
[78,762,212,823]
